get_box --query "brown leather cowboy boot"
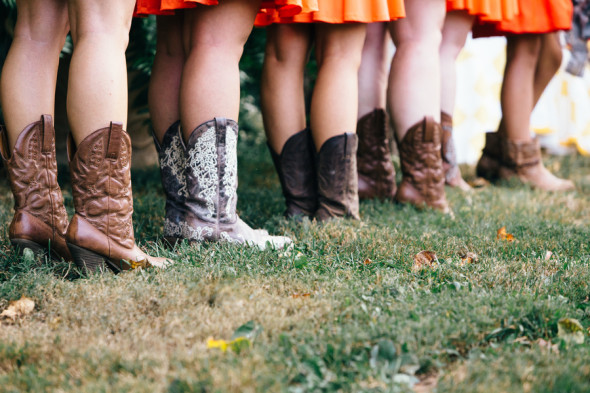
[66,122,171,272]
[269,128,317,219]
[153,121,191,246]
[441,112,470,191]
[183,118,291,249]
[395,117,449,212]
[356,109,397,200]
[0,115,71,260]
[315,133,360,221]
[498,138,575,191]
[476,132,502,181]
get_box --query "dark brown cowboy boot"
[0,115,71,260]
[476,132,503,181]
[356,109,397,200]
[183,118,291,249]
[395,116,449,212]
[498,138,574,191]
[315,133,360,221]
[153,121,191,246]
[66,122,171,272]
[440,112,470,191]
[269,128,317,218]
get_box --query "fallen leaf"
[292,293,311,298]
[363,258,373,265]
[412,251,438,272]
[459,251,478,265]
[544,251,553,261]
[207,337,252,353]
[558,318,585,344]
[496,226,515,242]
[0,296,35,320]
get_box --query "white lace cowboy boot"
[179,117,291,250]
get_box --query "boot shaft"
[315,133,360,221]
[0,115,68,239]
[269,128,317,218]
[67,122,135,249]
[395,116,448,211]
[185,118,238,225]
[153,121,191,238]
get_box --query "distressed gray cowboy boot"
[0,115,71,260]
[395,116,449,212]
[153,121,191,246]
[356,109,397,200]
[183,118,291,250]
[268,128,317,219]
[66,122,172,273]
[315,133,360,221]
[440,112,470,191]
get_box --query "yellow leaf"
[207,338,229,352]
[363,258,373,265]
[496,226,515,242]
[0,296,35,320]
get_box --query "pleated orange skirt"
[255,0,405,26]
[446,0,519,22]
[473,0,572,36]
[135,0,318,19]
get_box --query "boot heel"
[67,243,107,273]
[11,239,46,259]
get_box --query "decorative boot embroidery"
[188,126,218,219]
[222,125,238,220]
[165,218,213,240]
[161,132,188,198]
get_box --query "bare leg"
[439,10,474,190]
[498,33,573,191]
[149,14,185,143]
[180,0,260,140]
[0,0,68,150]
[533,32,562,105]
[357,22,389,119]
[440,10,474,116]
[501,34,541,142]
[261,23,312,153]
[388,0,445,139]
[311,22,366,149]
[67,0,135,145]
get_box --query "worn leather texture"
[269,128,317,218]
[183,118,290,249]
[315,133,360,221]
[497,138,574,191]
[395,117,448,211]
[0,115,71,260]
[356,109,396,200]
[153,121,190,243]
[476,132,502,180]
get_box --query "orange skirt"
[135,0,318,18]
[446,0,519,22]
[473,0,572,37]
[255,0,405,26]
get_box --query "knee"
[506,35,541,66]
[13,3,69,50]
[70,12,132,50]
[264,33,309,71]
[394,28,442,55]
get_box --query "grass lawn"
[1,130,590,392]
